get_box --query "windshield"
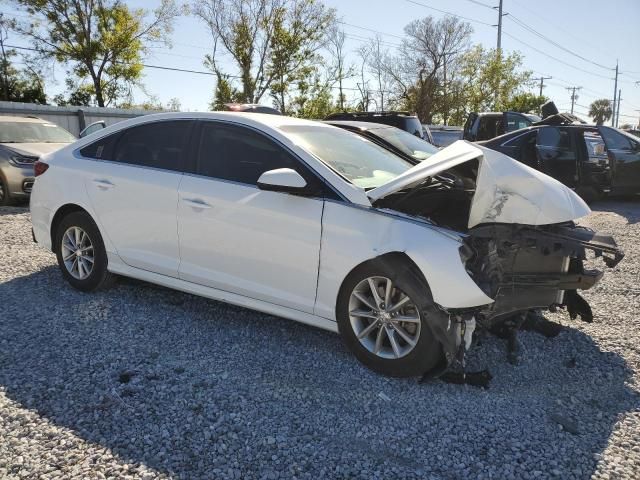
[431,130,463,147]
[371,126,440,161]
[281,125,413,189]
[0,121,76,143]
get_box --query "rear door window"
[111,120,193,172]
[537,126,572,149]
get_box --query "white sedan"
[30,112,623,377]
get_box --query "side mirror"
[257,168,307,193]
[79,120,106,138]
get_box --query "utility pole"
[611,60,618,127]
[493,0,508,52]
[566,86,582,115]
[615,89,621,127]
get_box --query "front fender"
[314,202,493,321]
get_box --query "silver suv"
[0,116,76,205]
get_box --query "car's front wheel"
[336,257,444,377]
[54,211,115,292]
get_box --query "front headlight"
[458,243,475,265]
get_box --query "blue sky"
[6,0,640,125]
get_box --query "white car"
[30,112,623,377]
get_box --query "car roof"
[0,115,50,123]
[323,120,395,131]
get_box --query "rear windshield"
[372,127,439,161]
[0,121,76,143]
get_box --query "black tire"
[54,211,115,292]
[0,173,13,206]
[336,256,444,377]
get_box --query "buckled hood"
[367,140,591,228]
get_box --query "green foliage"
[458,46,533,113]
[588,99,612,125]
[210,74,240,110]
[194,0,335,109]
[13,0,180,107]
[52,78,93,106]
[504,92,548,113]
[0,51,46,104]
[288,70,333,119]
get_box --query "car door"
[177,121,326,314]
[81,120,193,277]
[535,126,578,187]
[599,126,640,193]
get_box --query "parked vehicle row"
[29,112,623,377]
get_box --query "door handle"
[182,198,212,209]
[92,179,114,190]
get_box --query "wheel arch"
[50,203,93,251]
[335,251,433,317]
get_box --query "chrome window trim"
[499,129,536,147]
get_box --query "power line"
[338,21,404,40]
[507,14,612,71]
[461,0,494,9]
[502,31,614,80]
[404,0,495,27]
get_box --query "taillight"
[34,161,49,177]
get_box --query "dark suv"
[463,111,541,142]
[324,111,434,144]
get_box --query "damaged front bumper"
[462,223,623,324]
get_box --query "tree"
[209,73,240,110]
[326,24,353,111]
[504,92,548,113]
[193,0,335,107]
[267,1,334,114]
[364,35,394,111]
[166,97,181,111]
[52,79,93,106]
[11,0,180,107]
[0,17,46,103]
[588,99,612,125]
[457,45,532,114]
[288,69,333,119]
[389,16,472,123]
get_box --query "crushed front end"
[462,222,624,328]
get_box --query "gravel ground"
[1,201,639,480]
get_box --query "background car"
[479,124,640,201]
[325,120,440,164]
[0,116,76,205]
[428,125,464,147]
[463,110,540,142]
[324,111,435,144]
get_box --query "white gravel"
[1,201,639,480]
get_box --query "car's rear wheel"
[54,211,115,292]
[336,258,444,377]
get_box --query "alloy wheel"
[348,276,422,359]
[61,226,95,280]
